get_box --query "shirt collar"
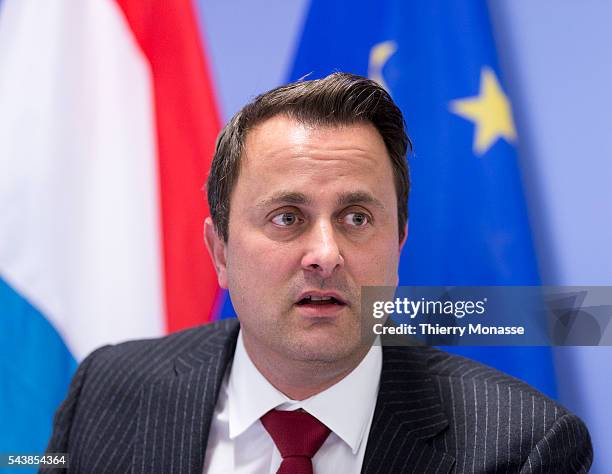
[228,330,382,454]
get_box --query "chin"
[284,332,366,364]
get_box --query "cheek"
[351,239,400,284]
[225,238,299,320]
[226,235,296,287]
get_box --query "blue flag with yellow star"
[289,0,557,396]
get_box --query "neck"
[241,336,371,400]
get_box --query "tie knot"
[261,409,331,460]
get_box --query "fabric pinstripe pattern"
[42,320,592,473]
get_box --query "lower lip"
[294,303,347,318]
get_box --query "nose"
[301,219,344,279]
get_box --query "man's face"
[206,115,404,366]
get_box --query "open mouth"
[296,295,346,306]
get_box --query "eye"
[271,212,302,227]
[343,212,370,227]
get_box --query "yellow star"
[368,41,397,92]
[450,67,517,156]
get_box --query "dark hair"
[206,72,411,242]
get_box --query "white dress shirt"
[203,331,382,474]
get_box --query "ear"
[399,222,408,253]
[396,222,408,286]
[204,217,229,289]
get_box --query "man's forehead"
[242,115,385,155]
[246,113,371,135]
[231,114,396,213]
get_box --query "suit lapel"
[132,321,239,474]
[362,346,455,474]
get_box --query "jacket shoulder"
[389,346,592,472]
[422,347,559,403]
[83,318,239,386]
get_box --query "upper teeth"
[309,296,332,301]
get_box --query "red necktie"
[260,409,331,474]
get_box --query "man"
[44,73,592,473]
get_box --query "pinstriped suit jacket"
[43,319,592,473]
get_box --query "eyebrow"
[255,192,312,210]
[336,191,386,210]
[255,190,385,211]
